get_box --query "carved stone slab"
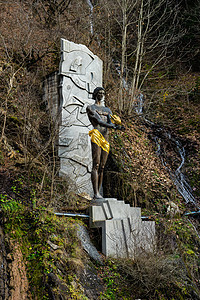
[59,39,103,196]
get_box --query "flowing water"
[86,0,94,35]
[152,127,198,208]
[113,60,129,90]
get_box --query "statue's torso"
[88,104,112,138]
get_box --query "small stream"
[86,0,94,35]
[113,60,129,90]
[152,126,198,208]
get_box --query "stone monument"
[58,39,103,196]
[44,39,156,258]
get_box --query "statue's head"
[93,87,105,103]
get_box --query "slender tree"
[100,0,184,114]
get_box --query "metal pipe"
[55,212,90,218]
[55,212,151,220]
[141,216,151,220]
[184,211,200,217]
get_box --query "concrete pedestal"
[90,199,155,258]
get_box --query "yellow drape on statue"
[89,129,110,153]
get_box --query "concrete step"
[90,198,141,224]
[89,198,155,258]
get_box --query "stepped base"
[89,198,155,258]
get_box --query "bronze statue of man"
[87,87,120,199]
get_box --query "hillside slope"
[0,0,200,299]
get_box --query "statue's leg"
[91,142,102,199]
[98,149,109,194]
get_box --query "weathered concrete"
[90,199,155,258]
[58,39,103,196]
[43,71,60,123]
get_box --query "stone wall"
[43,71,59,123]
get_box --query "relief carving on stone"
[59,39,103,196]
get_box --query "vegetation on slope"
[0,0,200,299]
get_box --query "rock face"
[90,199,155,258]
[0,229,30,300]
[58,39,103,196]
[77,224,102,264]
[0,227,9,300]
[8,241,30,300]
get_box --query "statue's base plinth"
[89,198,155,258]
[90,197,114,206]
